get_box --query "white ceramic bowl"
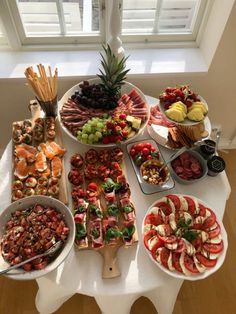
[0,196,75,280]
[142,194,228,281]
[169,149,208,184]
[58,78,150,147]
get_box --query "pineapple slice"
[187,108,205,121]
[189,101,208,114]
[165,107,186,122]
[170,101,187,114]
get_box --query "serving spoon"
[0,240,63,275]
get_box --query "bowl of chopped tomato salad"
[0,195,75,280]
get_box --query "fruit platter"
[142,194,227,280]
[127,140,175,194]
[11,108,68,204]
[67,147,138,278]
[158,85,208,125]
[58,46,149,146]
[148,104,211,150]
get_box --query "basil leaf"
[122,224,135,240]
[104,227,122,242]
[182,230,198,242]
[75,223,86,240]
[107,204,119,216]
[91,227,100,239]
[123,204,134,214]
[89,204,103,218]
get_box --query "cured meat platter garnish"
[127,139,175,194]
[68,147,138,278]
[148,104,211,149]
[11,104,68,204]
[142,194,227,280]
[58,46,149,146]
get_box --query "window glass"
[122,0,201,35]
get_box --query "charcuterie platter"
[11,102,68,205]
[58,46,149,146]
[142,194,227,280]
[68,147,138,278]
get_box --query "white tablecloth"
[0,97,231,314]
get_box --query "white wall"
[1,2,236,151]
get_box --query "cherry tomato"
[130,148,136,157]
[142,147,150,155]
[87,182,98,191]
[135,143,145,151]
[143,142,152,149]
[147,155,152,160]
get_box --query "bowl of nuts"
[140,159,170,185]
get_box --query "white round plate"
[142,194,228,281]
[159,96,208,126]
[147,115,211,150]
[58,78,150,147]
[0,196,75,280]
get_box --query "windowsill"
[0,47,208,81]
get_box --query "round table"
[0,97,231,314]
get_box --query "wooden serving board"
[11,101,68,205]
[70,148,138,279]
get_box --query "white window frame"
[120,0,212,47]
[0,0,109,49]
[0,0,213,51]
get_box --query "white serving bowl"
[58,78,150,147]
[0,196,75,280]
[169,149,208,184]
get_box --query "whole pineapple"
[97,45,130,109]
[71,45,130,109]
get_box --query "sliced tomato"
[144,212,163,226]
[159,235,177,244]
[154,202,172,216]
[191,236,203,252]
[172,252,183,273]
[195,253,217,267]
[203,241,224,254]
[184,196,196,215]
[208,223,221,239]
[143,229,158,250]
[173,238,186,253]
[159,247,170,269]
[202,209,216,230]
[184,254,199,274]
[199,204,206,216]
[166,194,181,210]
[150,236,164,254]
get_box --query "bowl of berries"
[159,85,208,125]
[58,46,149,146]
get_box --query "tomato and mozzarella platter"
[142,194,227,280]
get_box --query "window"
[121,0,209,44]
[0,17,8,46]
[0,0,211,49]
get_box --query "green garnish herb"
[176,218,198,241]
[123,204,134,214]
[104,227,122,242]
[122,224,135,240]
[75,223,86,240]
[89,204,103,218]
[91,227,100,239]
[107,203,119,216]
